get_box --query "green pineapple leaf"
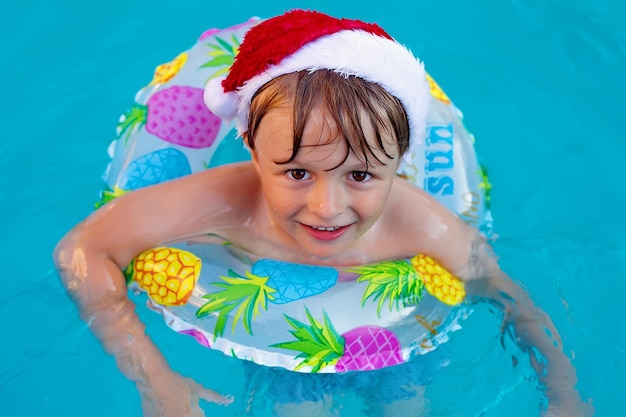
[94,186,128,209]
[123,259,135,285]
[202,54,235,68]
[196,269,276,338]
[271,308,344,373]
[214,35,238,54]
[226,268,241,277]
[200,35,240,80]
[478,162,493,210]
[349,260,424,316]
[117,104,148,144]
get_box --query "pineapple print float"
[95,33,248,209]
[200,35,241,81]
[120,148,192,191]
[125,247,201,306]
[410,255,465,306]
[149,52,188,85]
[478,162,493,211]
[272,256,465,372]
[117,86,222,149]
[351,255,465,309]
[196,259,338,337]
[95,148,192,208]
[273,308,403,372]
[426,73,451,104]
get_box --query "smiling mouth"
[301,224,351,241]
[310,226,342,231]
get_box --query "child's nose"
[308,180,346,219]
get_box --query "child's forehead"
[254,97,399,166]
[299,108,398,166]
[305,105,397,148]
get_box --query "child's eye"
[351,171,371,182]
[287,169,309,180]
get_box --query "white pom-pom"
[204,77,239,121]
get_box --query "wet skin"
[249,105,401,261]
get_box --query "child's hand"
[138,369,234,417]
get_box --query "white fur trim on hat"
[206,29,431,149]
[204,77,239,122]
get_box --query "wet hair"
[246,70,409,169]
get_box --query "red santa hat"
[204,9,431,148]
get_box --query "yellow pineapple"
[426,73,451,104]
[149,52,188,85]
[410,255,465,305]
[125,247,201,306]
[348,255,465,316]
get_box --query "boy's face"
[250,105,400,260]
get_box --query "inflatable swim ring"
[99,18,493,373]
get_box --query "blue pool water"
[2,0,625,415]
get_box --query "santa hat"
[204,9,431,148]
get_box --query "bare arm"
[398,187,592,415]
[55,236,231,415]
[457,233,593,416]
[53,166,254,415]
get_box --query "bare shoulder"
[185,162,259,203]
[150,161,261,225]
[383,178,476,273]
[385,178,461,237]
[71,162,260,266]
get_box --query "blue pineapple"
[196,259,338,336]
[121,148,192,190]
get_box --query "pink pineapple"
[117,86,222,148]
[336,326,403,372]
[272,309,404,373]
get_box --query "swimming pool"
[1,0,624,415]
